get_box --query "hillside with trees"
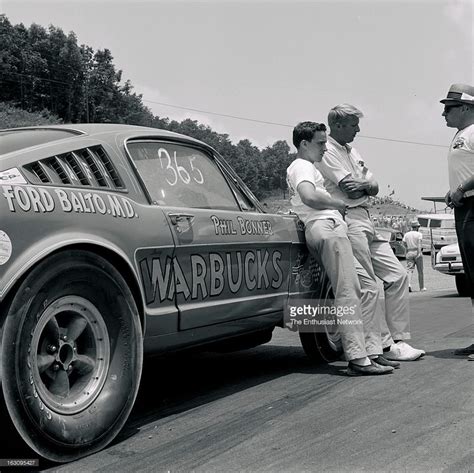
[1,14,418,212]
[0,14,296,199]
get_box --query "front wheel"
[1,250,143,462]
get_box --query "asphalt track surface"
[1,271,473,472]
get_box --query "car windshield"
[441,221,456,229]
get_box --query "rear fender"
[1,232,138,300]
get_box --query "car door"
[126,139,294,330]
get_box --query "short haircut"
[292,121,327,149]
[328,104,364,127]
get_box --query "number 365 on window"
[158,148,204,186]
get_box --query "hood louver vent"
[22,146,125,190]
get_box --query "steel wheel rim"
[28,295,110,415]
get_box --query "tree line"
[0,14,294,198]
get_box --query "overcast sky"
[2,0,473,209]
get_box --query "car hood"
[439,243,460,255]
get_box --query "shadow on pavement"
[424,348,473,359]
[115,343,341,445]
[3,342,347,471]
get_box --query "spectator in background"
[403,220,426,292]
[317,104,425,361]
[441,83,474,359]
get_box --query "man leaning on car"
[441,83,474,360]
[316,104,425,362]
[286,121,398,376]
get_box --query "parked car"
[375,227,407,259]
[433,243,472,296]
[0,124,338,462]
[416,213,457,253]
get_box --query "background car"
[416,213,457,254]
[0,124,338,462]
[433,243,472,297]
[375,227,407,259]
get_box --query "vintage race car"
[0,124,338,462]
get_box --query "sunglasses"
[443,104,463,113]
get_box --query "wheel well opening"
[0,244,145,334]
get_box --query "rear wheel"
[298,277,343,363]
[1,250,143,462]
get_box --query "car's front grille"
[441,256,457,261]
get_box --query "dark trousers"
[454,197,474,298]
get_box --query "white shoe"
[384,341,425,361]
[421,287,427,291]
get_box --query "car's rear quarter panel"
[0,132,176,339]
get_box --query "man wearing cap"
[403,220,426,292]
[316,104,425,362]
[440,83,474,359]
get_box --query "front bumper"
[434,262,464,275]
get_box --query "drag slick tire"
[1,250,143,462]
[298,279,343,363]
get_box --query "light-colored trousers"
[305,218,382,360]
[406,251,424,290]
[345,207,411,348]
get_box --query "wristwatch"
[457,184,465,194]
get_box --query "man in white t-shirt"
[441,83,474,358]
[402,220,426,292]
[316,104,425,362]
[287,121,396,375]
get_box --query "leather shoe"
[372,355,400,369]
[454,344,474,356]
[347,360,394,376]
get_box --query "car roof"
[0,123,213,157]
[416,213,454,220]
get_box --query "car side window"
[127,141,240,210]
[226,178,257,212]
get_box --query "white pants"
[305,218,382,360]
[345,207,411,348]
